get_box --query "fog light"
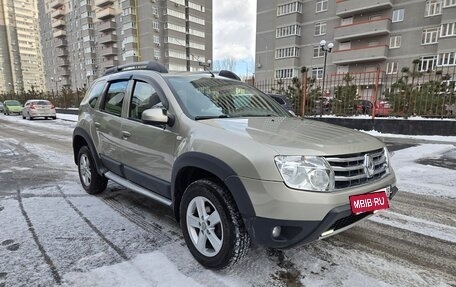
[272,226,281,238]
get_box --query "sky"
[212,0,257,77]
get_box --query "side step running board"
[104,171,172,207]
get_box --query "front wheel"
[180,179,250,269]
[77,146,107,194]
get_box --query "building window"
[339,41,351,50]
[276,47,300,59]
[314,22,327,36]
[419,55,437,71]
[311,67,323,79]
[392,9,404,22]
[422,27,439,44]
[313,46,324,58]
[276,24,301,38]
[275,68,295,79]
[443,0,456,7]
[389,35,402,48]
[153,21,160,30]
[440,22,456,37]
[386,62,398,74]
[189,15,205,25]
[316,0,328,13]
[153,35,160,44]
[425,0,442,16]
[437,51,456,66]
[277,2,303,16]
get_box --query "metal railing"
[253,65,456,119]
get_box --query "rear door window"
[87,81,106,109]
[101,81,129,116]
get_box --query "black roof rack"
[218,70,241,81]
[103,61,168,76]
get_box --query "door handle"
[94,122,101,128]
[121,131,131,139]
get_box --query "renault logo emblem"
[364,154,375,178]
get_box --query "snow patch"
[62,251,203,287]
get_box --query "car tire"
[77,146,107,194]
[180,179,250,269]
[22,115,25,119]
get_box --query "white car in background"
[22,99,57,120]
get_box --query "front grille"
[325,148,388,189]
[329,212,373,231]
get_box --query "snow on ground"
[389,144,456,198]
[1,114,455,286]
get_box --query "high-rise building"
[0,0,45,93]
[255,0,456,81]
[39,0,212,91]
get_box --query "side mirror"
[142,108,168,125]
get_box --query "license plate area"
[349,189,389,214]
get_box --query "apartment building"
[255,0,456,82]
[0,0,45,93]
[39,0,212,91]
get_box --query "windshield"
[5,100,21,106]
[167,76,290,119]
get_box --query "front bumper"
[247,186,398,248]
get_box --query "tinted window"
[129,81,162,120]
[102,81,128,116]
[88,81,106,108]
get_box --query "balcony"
[50,0,64,9]
[334,18,391,41]
[99,34,117,44]
[332,45,388,64]
[54,38,67,47]
[56,58,70,67]
[98,20,116,32]
[51,19,65,29]
[96,7,116,20]
[100,46,118,56]
[56,48,68,57]
[101,59,118,69]
[95,0,114,7]
[53,30,67,38]
[51,9,65,19]
[336,0,393,17]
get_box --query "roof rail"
[218,70,241,81]
[103,61,168,76]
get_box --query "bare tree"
[212,56,237,71]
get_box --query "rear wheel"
[180,179,250,269]
[77,146,107,194]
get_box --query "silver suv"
[73,62,397,269]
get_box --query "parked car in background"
[267,93,294,113]
[374,101,392,117]
[3,100,22,115]
[0,101,4,113]
[356,100,373,115]
[22,99,56,120]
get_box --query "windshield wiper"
[194,114,230,120]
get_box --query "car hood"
[200,117,384,155]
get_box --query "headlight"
[274,156,335,192]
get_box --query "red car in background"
[374,101,392,117]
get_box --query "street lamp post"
[319,40,334,117]
[51,77,62,107]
